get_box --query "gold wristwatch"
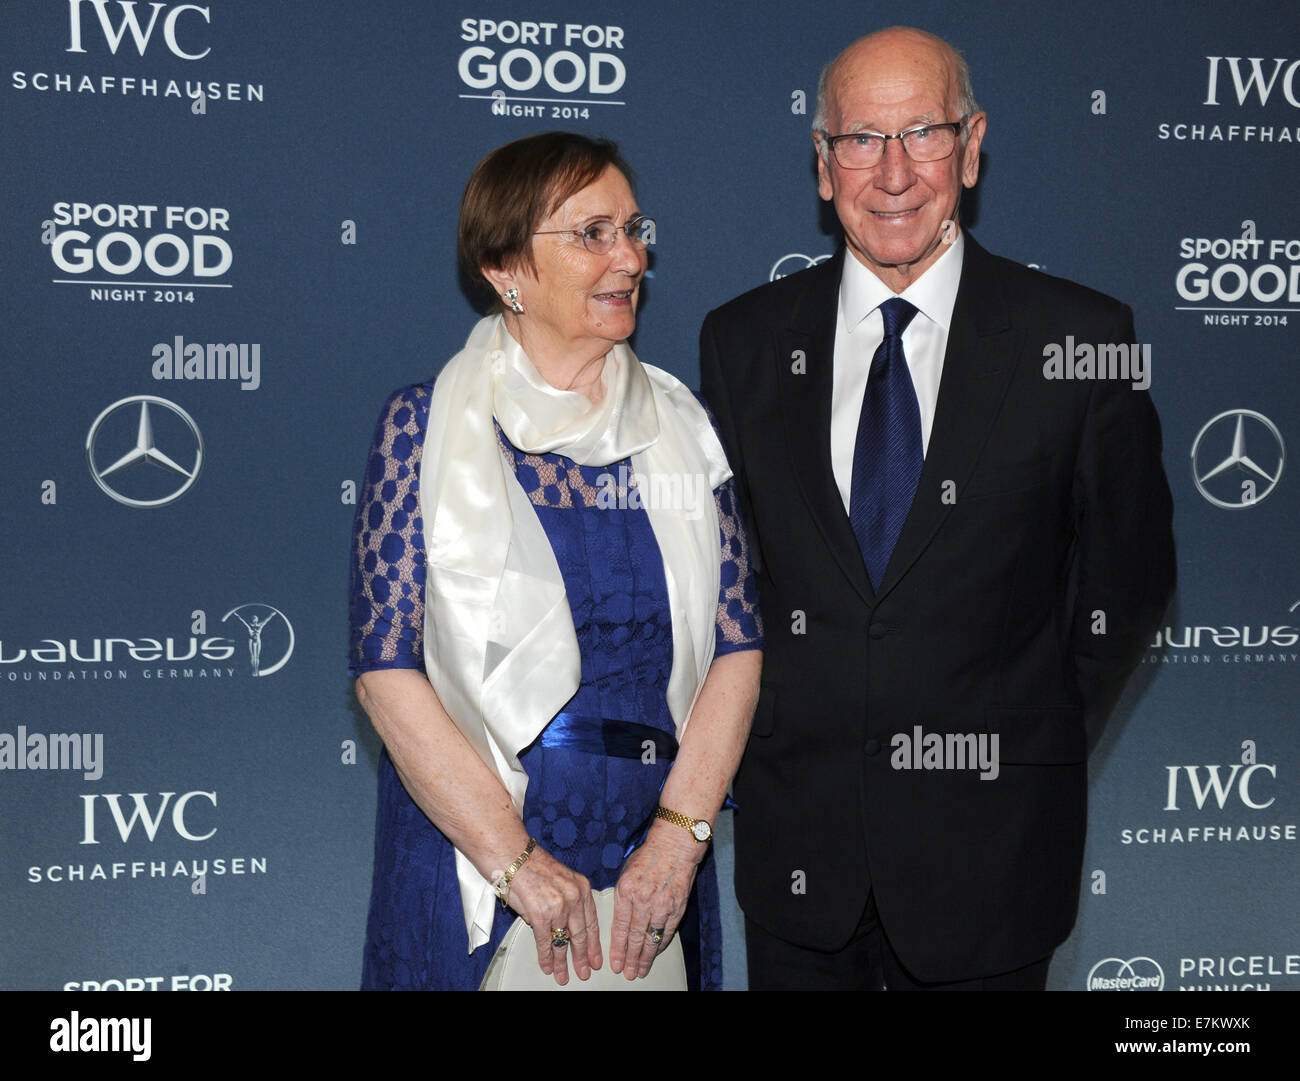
[655,805,712,842]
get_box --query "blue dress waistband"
[537,712,679,761]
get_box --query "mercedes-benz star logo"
[769,252,832,282]
[1190,409,1285,509]
[86,395,204,508]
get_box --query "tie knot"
[879,297,918,339]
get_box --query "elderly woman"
[349,132,762,990]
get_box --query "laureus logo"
[220,604,294,677]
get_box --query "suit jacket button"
[868,622,888,639]
[864,738,881,756]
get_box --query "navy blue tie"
[849,297,922,589]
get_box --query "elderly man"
[700,27,1175,990]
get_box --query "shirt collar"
[839,229,965,333]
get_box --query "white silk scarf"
[418,315,731,951]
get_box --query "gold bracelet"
[494,836,536,903]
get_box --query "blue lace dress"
[349,382,763,991]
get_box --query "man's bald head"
[813,27,978,146]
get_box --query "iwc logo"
[85,395,203,507]
[1190,409,1285,508]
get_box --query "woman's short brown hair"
[458,131,635,311]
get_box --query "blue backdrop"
[2,0,1296,992]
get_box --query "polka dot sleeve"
[348,384,431,676]
[713,476,764,655]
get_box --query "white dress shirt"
[830,232,965,512]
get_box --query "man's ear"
[815,134,834,202]
[960,111,987,189]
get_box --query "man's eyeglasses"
[821,118,969,169]
[534,216,656,255]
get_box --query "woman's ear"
[482,264,515,298]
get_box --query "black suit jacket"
[700,236,1175,982]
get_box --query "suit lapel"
[875,236,1023,600]
[777,252,875,605]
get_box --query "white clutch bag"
[480,887,687,991]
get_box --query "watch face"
[692,821,712,842]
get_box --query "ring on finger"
[551,927,570,950]
[647,926,665,945]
